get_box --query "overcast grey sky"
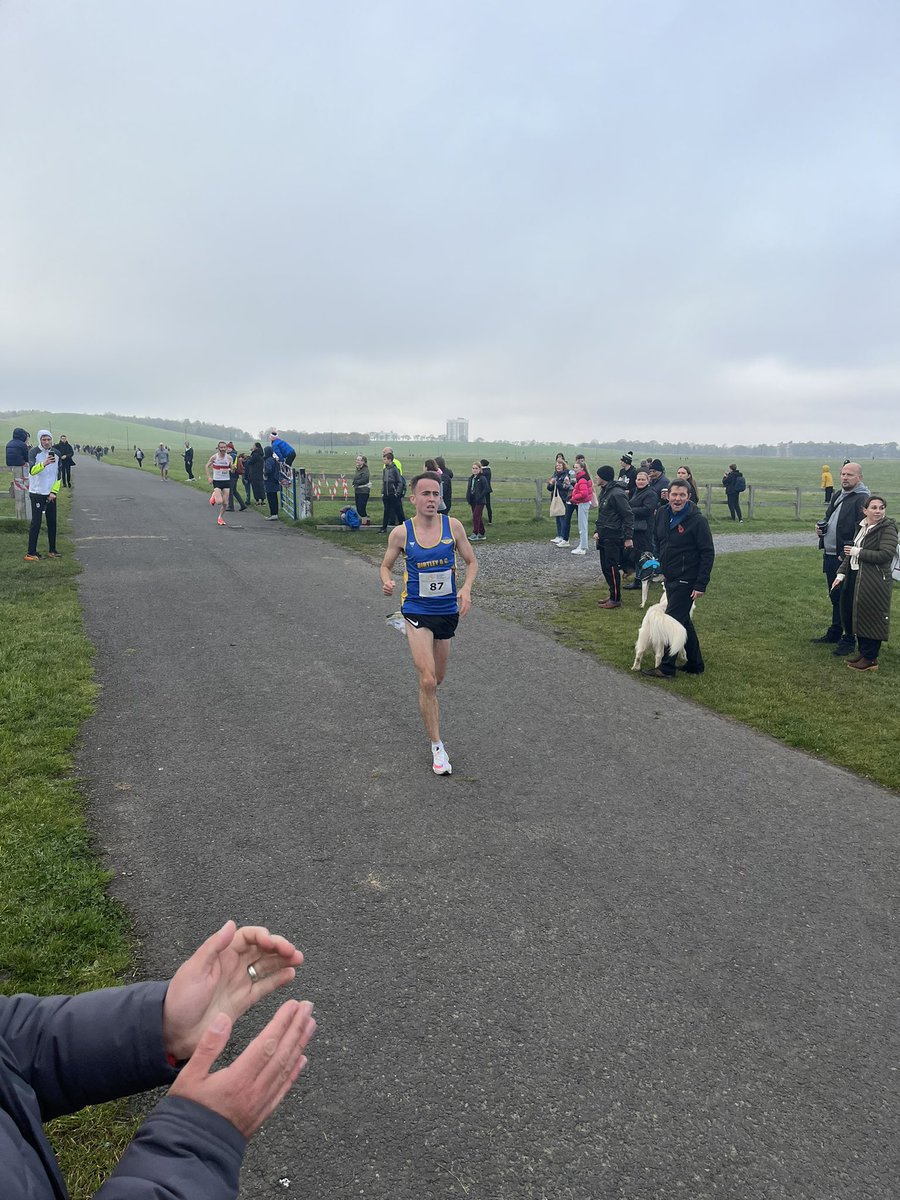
[2,1,898,443]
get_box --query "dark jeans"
[823,553,850,639]
[243,478,252,504]
[470,503,485,536]
[381,494,405,530]
[266,491,279,516]
[226,476,247,510]
[660,580,704,675]
[28,495,57,554]
[726,492,742,520]
[354,489,369,518]
[485,493,493,523]
[563,502,575,540]
[859,636,881,660]
[823,487,833,504]
[838,570,860,650]
[184,460,194,479]
[59,461,72,487]
[598,537,623,602]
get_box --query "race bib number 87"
[421,569,452,596]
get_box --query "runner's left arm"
[450,520,478,617]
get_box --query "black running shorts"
[402,612,460,639]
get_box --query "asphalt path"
[71,457,900,1200]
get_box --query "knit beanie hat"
[650,459,665,472]
[620,452,633,465]
[597,465,615,482]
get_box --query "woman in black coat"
[623,470,659,587]
[435,457,453,512]
[832,496,898,671]
[248,443,265,504]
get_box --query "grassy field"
[550,546,900,793]
[0,503,140,1198]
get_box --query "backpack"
[735,474,746,493]
[341,507,361,528]
[397,474,407,499]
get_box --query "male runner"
[206,442,234,526]
[380,472,478,776]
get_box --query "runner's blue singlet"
[401,516,458,615]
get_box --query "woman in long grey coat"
[833,495,898,671]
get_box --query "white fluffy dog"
[631,592,693,671]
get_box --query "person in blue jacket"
[5,426,30,468]
[269,431,296,466]
[263,445,282,519]
[0,920,315,1200]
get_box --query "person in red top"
[570,457,594,556]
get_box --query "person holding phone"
[25,430,62,561]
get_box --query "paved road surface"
[71,458,899,1199]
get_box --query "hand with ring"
[162,921,304,1064]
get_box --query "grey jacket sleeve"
[95,1095,245,1200]
[2,983,175,1119]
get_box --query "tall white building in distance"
[446,417,469,442]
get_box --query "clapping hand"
[162,921,303,1063]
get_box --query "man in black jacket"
[811,461,869,654]
[592,466,634,608]
[645,480,715,678]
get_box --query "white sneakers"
[432,747,452,776]
[571,547,587,555]
[550,537,562,544]
[556,540,570,548]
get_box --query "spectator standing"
[434,457,453,512]
[6,426,31,518]
[592,465,633,608]
[617,453,638,496]
[570,460,593,555]
[624,469,659,588]
[183,442,195,479]
[248,442,265,504]
[0,920,314,1200]
[225,443,248,512]
[24,430,62,561]
[263,446,281,519]
[821,464,834,505]
[352,454,371,519]
[424,459,446,511]
[466,461,489,540]
[647,460,670,501]
[236,451,252,505]
[548,454,574,547]
[722,464,745,522]
[134,448,145,468]
[383,446,403,476]
[54,436,75,488]
[480,459,493,523]
[154,444,170,480]
[642,480,715,678]
[380,450,405,532]
[832,496,898,672]
[675,465,699,503]
[812,462,870,653]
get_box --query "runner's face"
[218,442,226,452]
[412,481,441,515]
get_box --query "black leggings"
[726,492,742,520]
[28,495,57,554]
[354,489,369,518]
[267,492,279,516]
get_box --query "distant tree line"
[98,413,254,440]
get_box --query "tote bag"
[549,486,566,518]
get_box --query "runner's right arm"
[380,526,405,596]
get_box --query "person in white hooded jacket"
[25,430,62,561]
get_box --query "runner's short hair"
[410,471,441,491]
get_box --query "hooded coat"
[5,427,30,468]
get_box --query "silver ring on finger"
[247,963,260,983]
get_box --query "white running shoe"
[432,747,452,776]
[571,547,587,555]
[550,537,562,544]
[557,540,570,548]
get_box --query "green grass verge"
[549,546,900,793]
[0,505,140,1198]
